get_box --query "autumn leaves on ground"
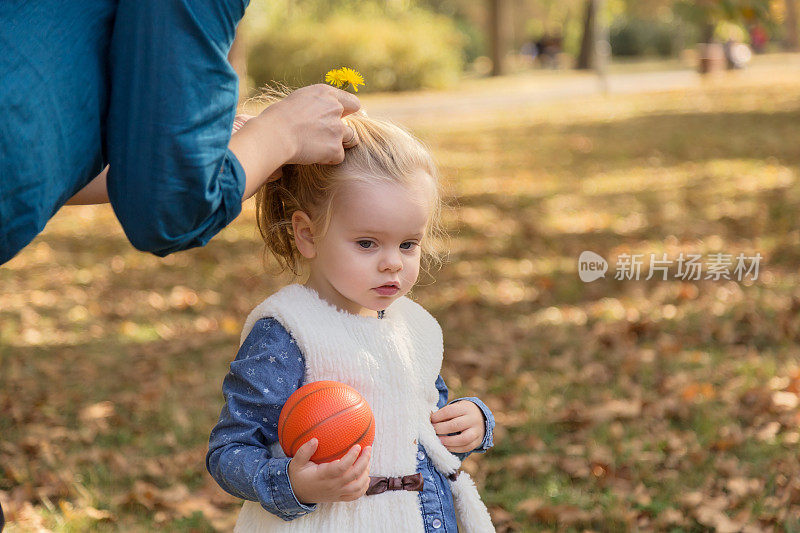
[2,63,800,532]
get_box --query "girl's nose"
[380,252,403,272]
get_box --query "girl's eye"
[357,240,373,249]
[400,242,418,250]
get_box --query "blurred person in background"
[749,23,768,53]
[536,33,563,69]
[724,39,753,69]
[0,1,361,266]
[719,22,753,70]
[521,33,540,66]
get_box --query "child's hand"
[287,439,372,505]
[430,401,486,453]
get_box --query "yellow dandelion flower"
[325,68,346,88]
[325,67,365,92]
[339,67,365,92]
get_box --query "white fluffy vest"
[233,284,494,533]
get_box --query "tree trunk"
[786,0,799,51]
[576,0,595,70]
[489,0,509,76]
[228,27,248,102]
[701,20,715,44]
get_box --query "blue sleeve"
[106,0,248,256]
[434,375,495,460]
[206,318,317,521]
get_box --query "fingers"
[320,445,361,478]
[308,444,371,502]
[328,446,371,481]
[326,148,345,166]
[351,445,372,475]
[288,442,373,505]
[430,402,462,423]
[328,125,346,163]
[342,124,359,149]
[431,400,480,423]
[330,87,361,116]
[293,438,318,465]
[431,401,481,424]
[340,447,372,500]
[340,469,371,501]
[438,427,479,451]
[433,415,470,435]
[340,445,372,492]
[337,444,362,472]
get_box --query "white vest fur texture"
[233,284,494,533]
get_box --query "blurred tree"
[488,0,511,75]
[786,0,799,49]
[246,8,463,91]
[576,0,610,94]
[416,0,591,61]
[673,0,773,43]
[576,0,596,68]
[411,0,487,63]
[616,0,675,19]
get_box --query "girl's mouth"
[374,285,399,296]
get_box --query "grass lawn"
[2,60,800,531]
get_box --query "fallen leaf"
[695,505,741,533]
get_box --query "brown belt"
[366,473,423,495]
[366,470,460,496]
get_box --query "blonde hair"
[253,87,448,280]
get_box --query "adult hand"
[287,439,373,505]
[264,84,361,165]
[231,84,361,200]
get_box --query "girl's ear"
[291,211,316,259]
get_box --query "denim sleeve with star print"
[206,317,316,521]
[434,374,495,461]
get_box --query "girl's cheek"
[405,263,421,283]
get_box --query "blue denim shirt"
[207,317,495,532]
[0,1,247,264]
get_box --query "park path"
[360,53,800,125]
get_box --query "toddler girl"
[207,91,496,532]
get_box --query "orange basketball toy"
[278,380,375,463]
